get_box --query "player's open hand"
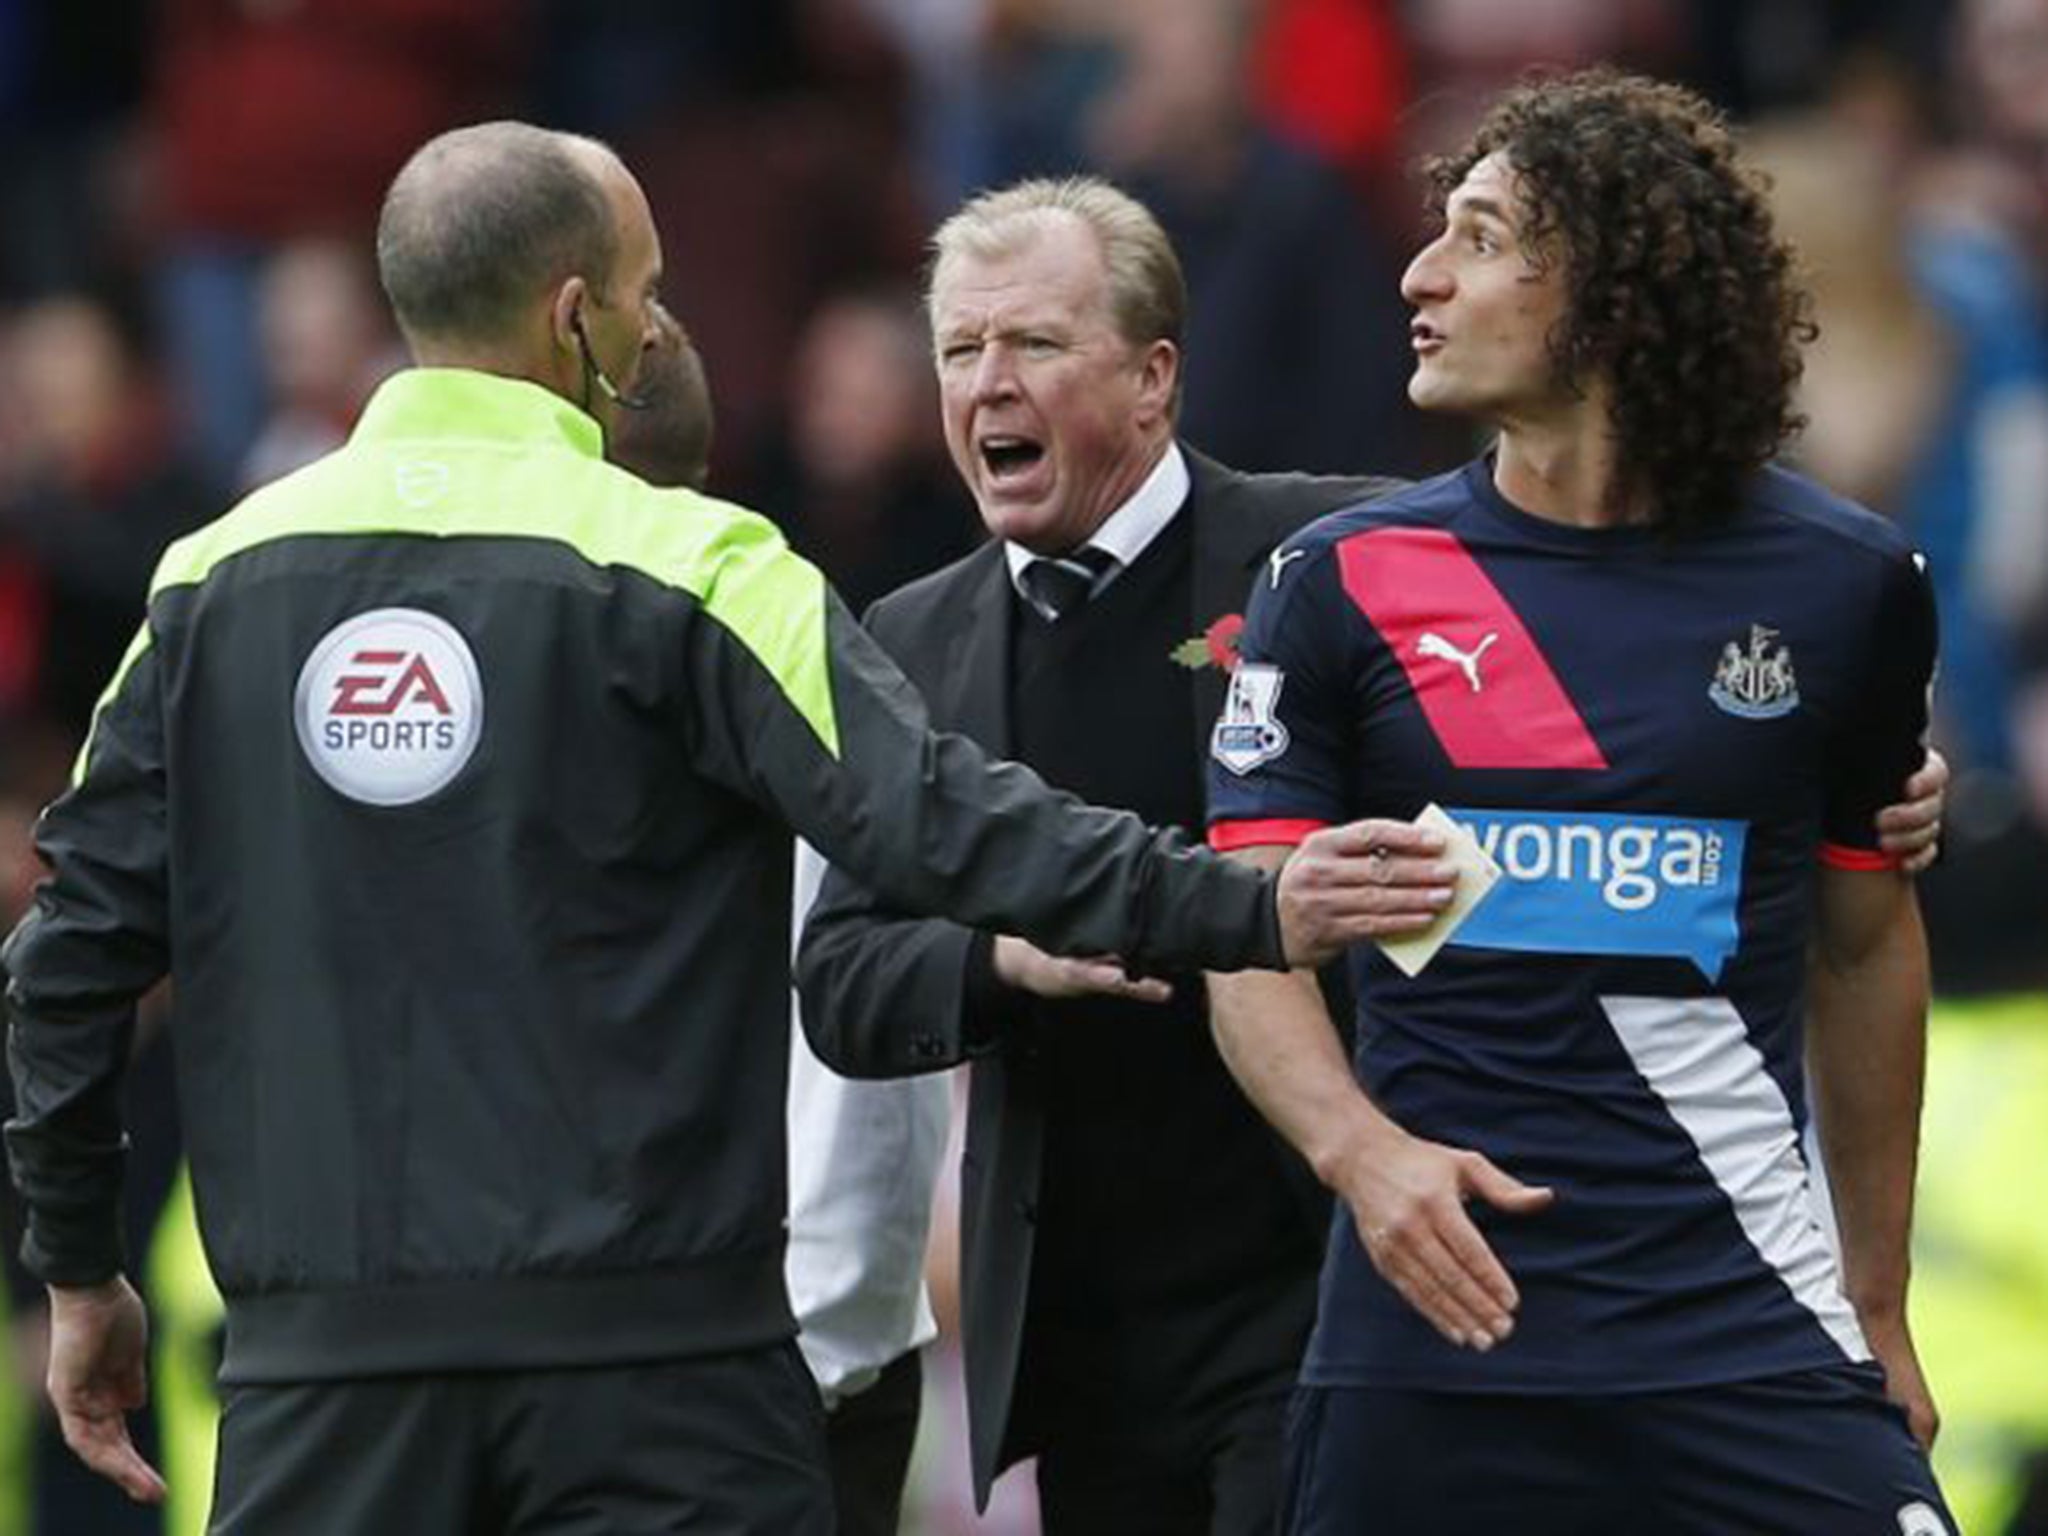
[1276,819,1457,967]
[1333,1126,1553,1351]
[45,1276,166,1505]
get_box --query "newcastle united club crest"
[1709,624,1800,719]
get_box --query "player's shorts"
[1280,1362,1955,1535]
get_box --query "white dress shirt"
[785,840,951,1405]
[1001,441,1191,598]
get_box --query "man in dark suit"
[796,176,1948,1534]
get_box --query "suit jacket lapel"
[940,543,1014,757]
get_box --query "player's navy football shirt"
[1208,456,1935,1393]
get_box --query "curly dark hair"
[1426,69,1815,535]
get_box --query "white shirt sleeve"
[785,839,951,1405]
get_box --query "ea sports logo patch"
[294,608,483,806]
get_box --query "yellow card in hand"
[1377,803,1502,978]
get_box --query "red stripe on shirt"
[1337,526,1608,771]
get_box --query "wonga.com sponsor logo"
[295,608,483,805]
[1447,808,1747,979]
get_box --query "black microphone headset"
[572,307,655,412]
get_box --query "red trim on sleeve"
[1819,842,1899,872]
[1209,818,1328,851]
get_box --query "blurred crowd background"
[0,0,2045,1532]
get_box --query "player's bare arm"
[1208,839,1552,1351]
[1807,864,1940,1449]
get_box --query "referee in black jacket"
[3,122,1452,1532]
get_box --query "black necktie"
[1020,546,1118,622]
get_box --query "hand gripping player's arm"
[1807,869,1939,1450]
[1877,747,1947,873]
[1207,839,1553,1353]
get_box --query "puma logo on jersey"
[1417,631,1498,693]
[1268,546,1307,589]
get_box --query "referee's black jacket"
[2,369,1284,1383]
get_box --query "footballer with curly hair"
[1206,69,1957,1534]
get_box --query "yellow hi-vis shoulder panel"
[76,370,841,781]
[69,620,153,787]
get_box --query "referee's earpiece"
[570,304,653,412]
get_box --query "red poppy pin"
[1169,612,1244,672]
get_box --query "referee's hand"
[1276,819,1456,968]
[46,1276,167,1505]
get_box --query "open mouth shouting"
[977,432,1051,496]
[981,433,1044,479]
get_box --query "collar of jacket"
[351,368,605,461]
